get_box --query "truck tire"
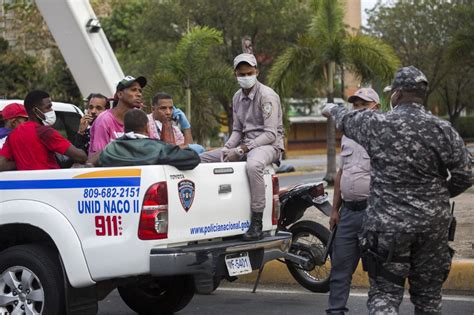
[118,275,194,314]
[285,220,331,293]
[0,244,65,315]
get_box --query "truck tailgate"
[163,162,274,242]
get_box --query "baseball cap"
[1,103,28,120]
[384,66,428,92]
[233,53,257,70]
[348,88,380,104]
[116,75,147,91]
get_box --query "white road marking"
[217,287,474,302]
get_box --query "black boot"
[242,212,263,241]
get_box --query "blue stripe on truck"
[0,177,141,190]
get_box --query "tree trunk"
[185,88,191,123]
[340,65,345,100]
[324,61,337,185]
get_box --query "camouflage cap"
[385,66,428,92]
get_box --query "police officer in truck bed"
[200,53,284,241]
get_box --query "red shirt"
[0,121,71,170]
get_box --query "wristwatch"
[236,146,245,155]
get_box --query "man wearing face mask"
[0,90,87,171]
[322,66,472,314]
[327,88,379,315]
[200,53,284,241]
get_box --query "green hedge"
[452,116,474,139]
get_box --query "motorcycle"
[277,181,333,293]
[212,179,333,294]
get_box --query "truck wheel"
[197,275,222,295]
[0,244,65,315]
[118,275,194,314]
[285,221,331,293]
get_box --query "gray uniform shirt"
[330,103,472,233]
[225,81,284,151]
[340,135,371,202]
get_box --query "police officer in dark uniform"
[323,66,472,314]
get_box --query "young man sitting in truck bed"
[147,92,205,154]
[94,109,200,170]
[88,75,147,157]
[74,93,110,154]
[0,90,87,171]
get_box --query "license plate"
[225,252,252,276]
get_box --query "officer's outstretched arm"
[325,104,375,151]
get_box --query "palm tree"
[268,0,399,184]
[145,26,235,143]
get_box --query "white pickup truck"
[0,102,292,315]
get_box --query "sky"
[361,0,381,27]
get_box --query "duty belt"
[343,199,368,211]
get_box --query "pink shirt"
[89,109,124,156]
[147,113,185,145]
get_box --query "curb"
[235,259,474,292]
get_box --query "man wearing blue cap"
[323,66,472,314]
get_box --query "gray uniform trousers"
[200,145,279,212]
[327,205,365,314]
[366,229,453,315]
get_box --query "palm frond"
[267,35,325,97]
[309,0,345,54]
[343,34,401,84]
[190,90,220,143]
[176,26,223,76]
[200,62,236,97]
[144,71,182,109]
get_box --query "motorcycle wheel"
[285,220,331,293]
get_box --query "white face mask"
[237,75,257,89]
[42,110,57,126]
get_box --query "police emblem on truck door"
[178,180,195,212]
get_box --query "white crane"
[35,0,124,97]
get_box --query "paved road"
[281,155,330,169]
[278,171,325,187]
[98,284,474,314]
